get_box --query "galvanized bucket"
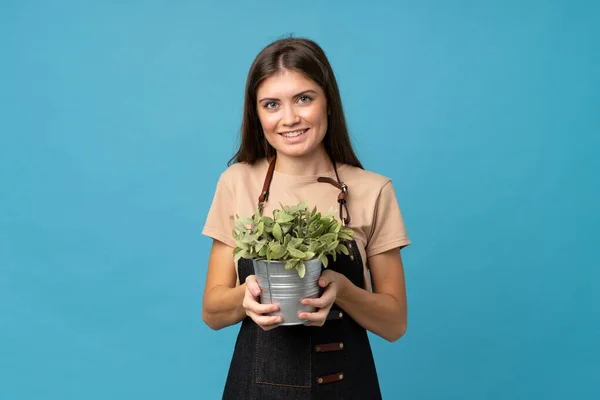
[253,258,322,326]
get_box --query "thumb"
[319,270,338,288]
[247,276,261,297]
[318,276,330,288]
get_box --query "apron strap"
[316,161,350,226]
[257,155,351,226]
[258,156,277,214]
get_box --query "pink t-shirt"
[202,158,411,290]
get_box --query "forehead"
[257,69,323,98]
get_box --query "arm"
[202,239,283,331]
[335,248,408,342]
[300,247,408,342]
[201,240,246,330]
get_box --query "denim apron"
[222,157,382,399]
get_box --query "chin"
[276,144,319,158]
[275,150,309,159]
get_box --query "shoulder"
[338,164,393,193]
[217,159,268,186]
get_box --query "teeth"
[281,129,306,138]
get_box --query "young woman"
[202,37,411,399]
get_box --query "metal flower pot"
[253,258,322,326]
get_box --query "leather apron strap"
[257,155,351,226]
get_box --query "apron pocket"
[254,324,312,388]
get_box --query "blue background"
[1,1,598,399]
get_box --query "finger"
[301,295,333,309]
[247,310,282,329]
[318,277,329,288]
[318,270,336,288]
[301,284,336,308]
[246,277,262,297]
[244,296,279,315]
[298,309,328,326]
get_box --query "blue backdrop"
[1,1,598,399]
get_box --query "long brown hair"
[228,37,363,169]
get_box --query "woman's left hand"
[298,269,347,327]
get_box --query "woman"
[202,37,411,399]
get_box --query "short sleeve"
[366,180,411,257]
[202,173,237,248]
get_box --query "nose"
[282,104,300,126]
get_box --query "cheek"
[304,107,328,131]
[258,112,278,134]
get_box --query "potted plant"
[232,201,354,325]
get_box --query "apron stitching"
[309,333,313,387]
[254,325,259,384]
[254,324,313,388]
[255,381,311,388]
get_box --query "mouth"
[279,128,308,138]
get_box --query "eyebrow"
[258,89,318,103]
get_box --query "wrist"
[336,272,351,301]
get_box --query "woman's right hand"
[243,275,282,331]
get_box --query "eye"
[263,101,278,110]
[298,95,312,104]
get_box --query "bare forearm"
[336,277,407,342]
[202,284,246,330]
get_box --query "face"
[256,69,328,160]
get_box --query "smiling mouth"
[279,129,308,138]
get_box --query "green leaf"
[273,223,283,241]
[241,233,257,244]
[285,259,299,270]
[288,237,303,249]
[340,227,354,236]
[255,239,266,253]
[319,254,329,268]
[297,262,306,278]
[234,249,249,263]
[261,216,274,225]
[281,223,292,234]
[337,232,353,241]
[327,220,338,233]
[298,200,308,210]
[256,221,265,236]
[238,217,254,226]
[309,241,322,253]
[258,245,268,257]
[236,241,249,251]
[336,243,349,255]
[269,243,286,259]
[287,247,306,259]
[235,219,247,232]
[311,224,326,238]
[325,240,340,253]
[319,232,337,243]
[276,212,294,224]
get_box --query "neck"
[273,147,333,176]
